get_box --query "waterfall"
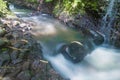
[100,0,116,43]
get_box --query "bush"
[0,0,9,17]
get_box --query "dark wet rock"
[7,69,21,77]
[22,61,30,70]
[12,58,22,64]
[0,27,6,37]
[0,38,10,47]
[13,42,22,48]
[31,60,40,70]
[59,41,87,63]
[17,70,31,80]
[5,33,14,40]
[0,18,65,80]
[31,73,41,80]
[0,52,10,66]
[89,30,104,46]
[11,51,23,64]
[114,40,120,48]
[111,31,120,48]
[68,41,87,62]
[10,51,19,60]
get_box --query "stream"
[9,1,120,80]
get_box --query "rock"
[114,35,120,48]
[0,27,6,37]
[82,29,104,46]
[12,58,22,64]
[12,21,20,26]
[10,51,19,60]
[68,41,87,63]
[0,52,10,66]
[0,38,10,47]
[22,61,30,70]
[11,51,23,64]
[31,60,40,70]
[92,31,104,45]
[5,33,14,40]
[13,42,22,48]
[59,41,87,63]
[17,70,31,80]
[31,73,41,80]
[2,77,12,80]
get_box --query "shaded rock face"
[0,18,65,80]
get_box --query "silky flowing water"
[9,1,120,80]
[100,0,117,43]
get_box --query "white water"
[101,0,116,43]
[9,4,32,17]
[43,47,120,80]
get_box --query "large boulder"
[67,41,88,63]
[58,41,87,63]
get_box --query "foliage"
[53,0,106,16]
[0,0,9,17]
[53,0,85,16]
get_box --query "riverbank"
[0,17,65,80]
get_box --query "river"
[9,2,120,80]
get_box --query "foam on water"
[43,46,120,80]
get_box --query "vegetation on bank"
[0,0,9,17]
[52,0,107,17]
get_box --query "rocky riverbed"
[0,18,65,80]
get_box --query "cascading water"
[100,0,116,43]
[9,2,120,80]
